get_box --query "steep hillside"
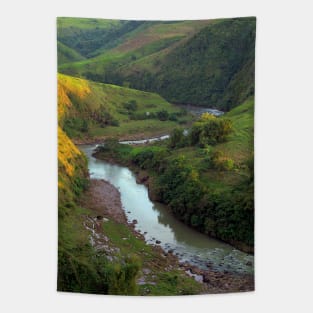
[58,73,192,141]
[57,19,213,80]
[58,80,107,292]
[58,17,255,111]
[57,18,142,58]
[57,18,209,61]
[110,17,256,110]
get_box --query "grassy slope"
[58,17,255,111]
[58,127,97,292]
[58,80,109,292]
[58,19,212,78]
[57,41,85,65]
[58,17,121,29]
[58,73,192,141]
[182,98,254,191]
[119,98,252,204]
[174,97,254,192]
[57,17,127,58]
[216,97,254,163]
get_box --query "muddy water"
[80,145,254,274]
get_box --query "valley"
[57,16,255,295]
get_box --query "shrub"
[123,100,138,111]
[63,117,89,136]
[106,255,140,295]
[211,151,235,171]
[131,146,168,171]
[169,113,178,121]
[168,128,187,149]
[190,114,232,146]
[157,110,169,121]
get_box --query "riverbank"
[79,177,254,293]
[92,146,254,255]
[79,179,206,295]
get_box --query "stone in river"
[156,240,161,244]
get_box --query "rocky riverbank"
[79,178,254,294]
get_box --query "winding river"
[80,145,254,275]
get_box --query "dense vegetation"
[57,41,85,65]
[57,73,203,295]
[57,18,144,58]
[58,17,255,111]
[94,98,254,252]
[110,17,255,110]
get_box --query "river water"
[80,145,254,274]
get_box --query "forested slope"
[58,17,255,110]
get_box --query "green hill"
[58,73,192,141]
[58,17,255,111]
[57,41,85,65]
[58,19,212,80]
[57,17,138,58]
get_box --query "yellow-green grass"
[89,120,181,139]
[58,36,182,76]
[166,98,254,191]
[215,97,254,163]
[57,17,121,30]
[58,73,192,140]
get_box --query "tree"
[168,128,185,149]
[190,114,232,146]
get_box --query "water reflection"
[79,144,254,274]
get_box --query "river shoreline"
[92,148,254,255]
[80,178,254,293]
